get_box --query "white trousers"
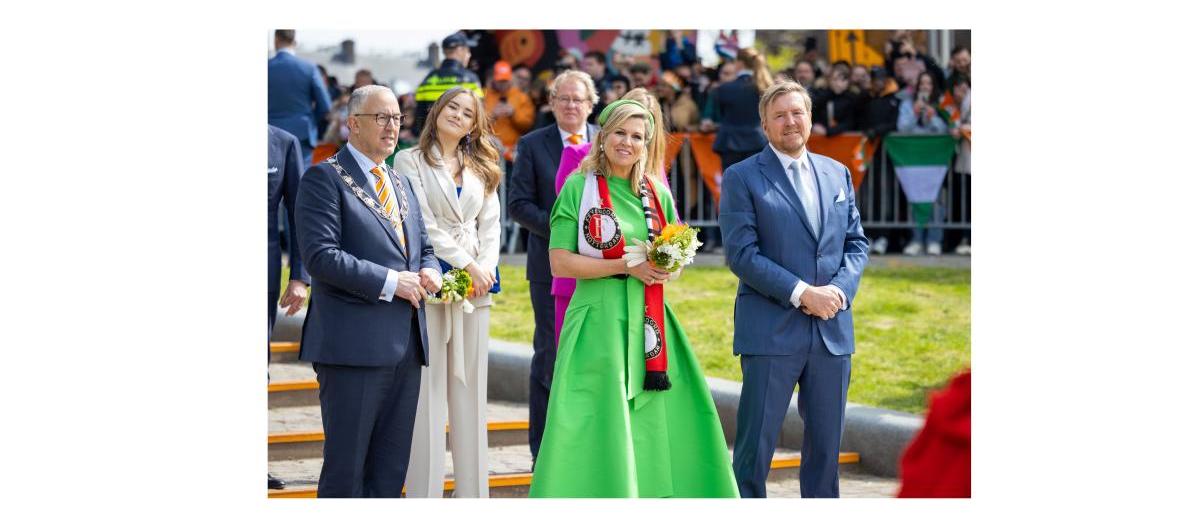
[405,302,490,498]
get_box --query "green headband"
[597,99,655,141]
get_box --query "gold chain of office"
[326,157,410,230]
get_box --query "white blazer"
[394,146,501,308]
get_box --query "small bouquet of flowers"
[623,223,703,277]
[429,268,475,313]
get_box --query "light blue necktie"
[789,160,820,233]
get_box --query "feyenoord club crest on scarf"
[584,207,622,251]
[644,316,663,359]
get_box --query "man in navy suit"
[267,124,309,490]
[268,125,309,335]
[269,30,332,166]
[720,81,869,498]
[506,70,599,464]
[295,85,442,498]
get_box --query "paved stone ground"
[269,396,898,497]
[768,464,898,498]
[269,453,896,497]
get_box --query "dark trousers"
[527,279,555,461]
[707,150,756,250]
[733,335,852,498]
[267,285,279,372]
[313,320,423,498]
[947,171,971,248]
[862,144,899,250]
[267,286,279,337]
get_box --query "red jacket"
[897,370,971,498]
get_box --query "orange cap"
[493,60,513,81]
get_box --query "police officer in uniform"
[413,31,483,134]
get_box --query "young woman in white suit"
[394,87,503,498]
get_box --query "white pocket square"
[835,188,846,202]
[267,167,279,174]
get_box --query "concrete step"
[269,400,530,460]
[269,341,299,363]
[269,399,529,433]
[766,463,899,498]
[269,421,531,460]
[267,447,859,498]
[267,362,317,407]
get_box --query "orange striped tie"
[370,166,405,252]
[568,133,583,145]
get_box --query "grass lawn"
[488,263,970,415]
[282,261,970,415]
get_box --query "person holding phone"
[485,60,534,166]
[897,71,949,256]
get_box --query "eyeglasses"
[554,96,590,107]
[353,113,404,126]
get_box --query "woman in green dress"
[528,100,739,498]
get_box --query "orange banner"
[311,143,338,166]
[664,132,871,208]
[665,134,684,174]
[805,133,873,190]
[666,133,725,205]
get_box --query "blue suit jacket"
[268,51,332,149]
[268,125,309,305]
[719,145,869,356]
[295,147,439,367]
[507,122,598,284]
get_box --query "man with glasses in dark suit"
[294,86,442,497]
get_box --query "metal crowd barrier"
[495,132,970,254]
[658,133,971,231]
[857,134,970,231]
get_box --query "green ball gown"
[527,171,739,498]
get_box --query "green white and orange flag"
[885,134,957,226]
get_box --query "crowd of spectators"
[298,30,972,255]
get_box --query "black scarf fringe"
[643,371,672,391]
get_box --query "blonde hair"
[757,80,813,123]
[417,87,503,194]
[620,87,667,178]
[737,47,773,94]
[578,102,650,194]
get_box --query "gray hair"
[347,85,394,115]
[548,70,599,105]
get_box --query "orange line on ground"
[269,342,300,353]
[267,472,534,499]
[267,421,532,444]
[267,379,318,392]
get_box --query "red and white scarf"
[577,172,672,391]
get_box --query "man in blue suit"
[720,81,869,498]
[506,70,599,465]
[269,30,332,166]
[268,125,309,336]
[295,85,442,498]
[267,124,309,490]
